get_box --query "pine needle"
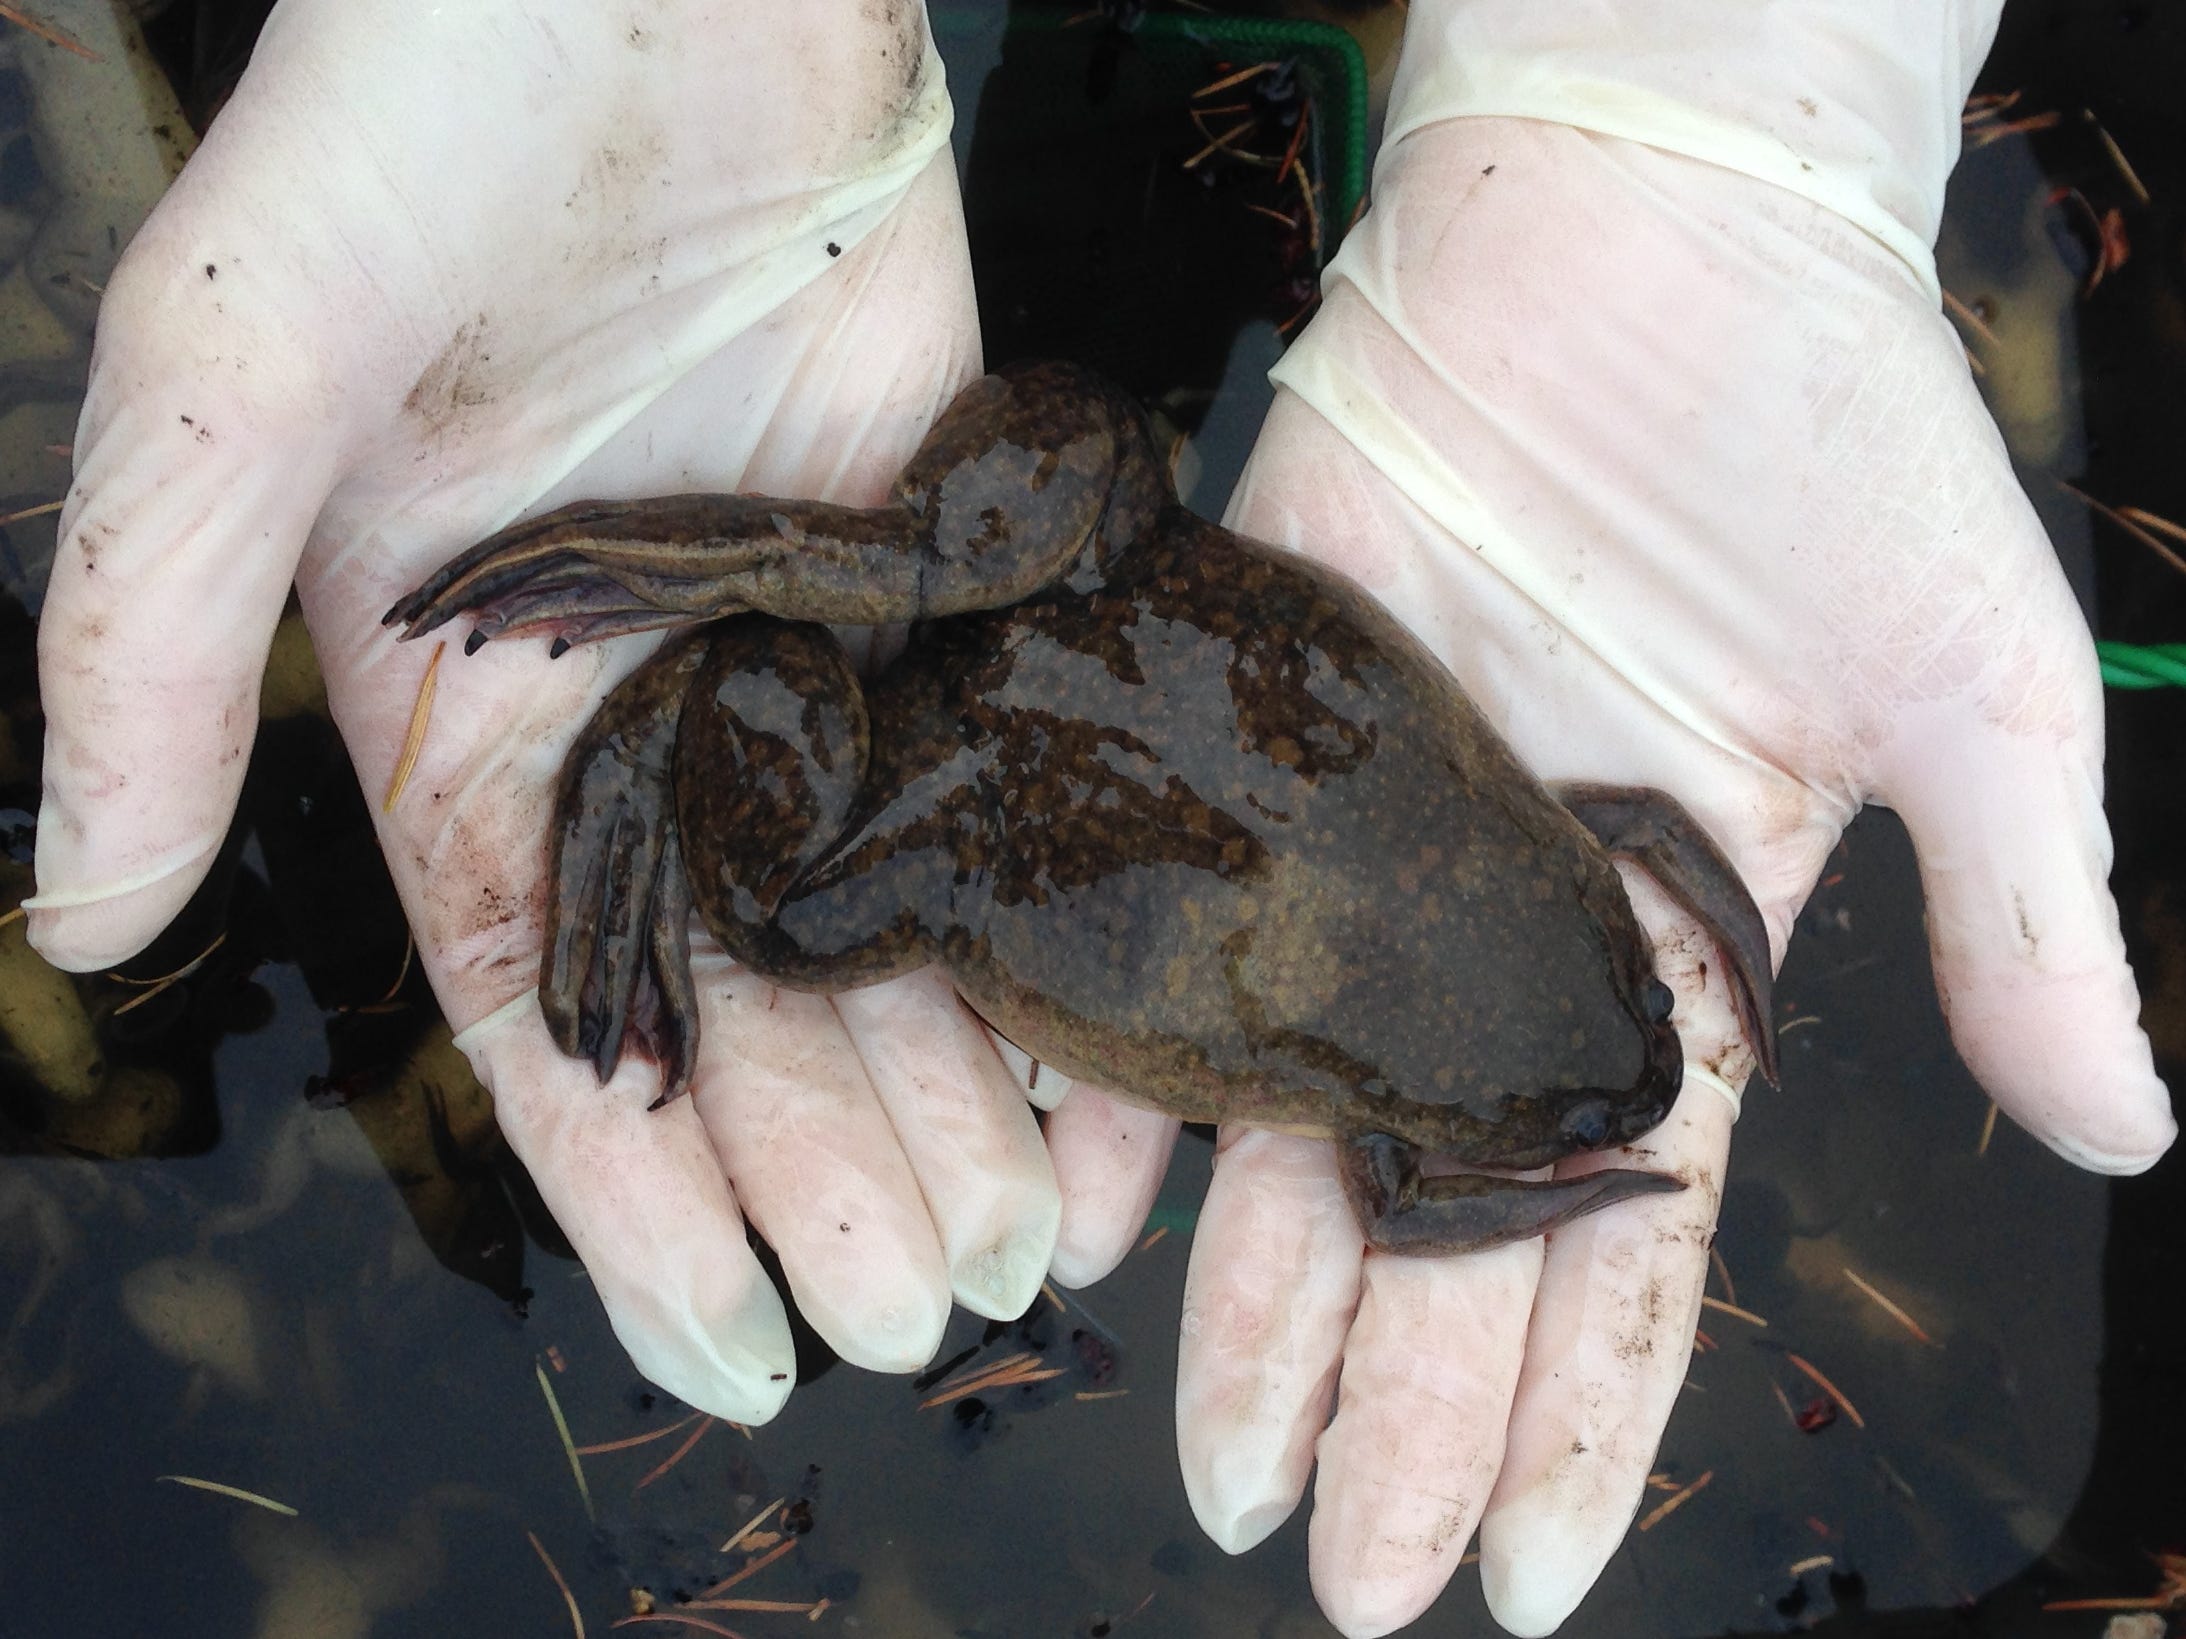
[718,1497,784,1555]
[634,1416,714,1491]
[382,641,446,812]
[536,1361,595,1522]
[1700,1295,1768,1328]
[1785,1352,1866,1429]
[1635,1470,1712,1532]
[529,1531,586,1638]
[699,1536,796,1598]
[0,5,97,61]
[156,1475,297,1515]
[1840,1265,1937,1346]
[575,1412,703,1457]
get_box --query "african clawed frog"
[389,361,1777,1253]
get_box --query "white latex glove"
[1045,2,2177,1633]
[30,0,1062,1422]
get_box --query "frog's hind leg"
[1339,1133,1685,1255]
[1551,784,1780,1087]
[385,494,919,646]
[541,633,711,1102]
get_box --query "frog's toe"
[540,635,711,1097]
[1552,783,1780,1087]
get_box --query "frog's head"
[1536,976,1683,1158]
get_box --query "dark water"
[2,4,2181,1636]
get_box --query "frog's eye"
[1643,980,1675,1024]
[1561,1099,1615,1149]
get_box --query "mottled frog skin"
[390,362,1777,1253]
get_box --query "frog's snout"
[1643,979,1675,1025]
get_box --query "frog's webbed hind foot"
[1340,1133,1685,1255]
[542,634,711,1103]
[383,494,911,649]
[1552,784,1780,1087]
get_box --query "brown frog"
[388,360,1777,1254]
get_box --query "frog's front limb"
[1552,783,1780,1087]
[1338,1133,1686,1255]
[672,617,975,991]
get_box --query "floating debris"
[383,640,446,812]
[1977,1099,2000,1157]
[1709,1246,1737,1306]
[536,1360,595,1522]
[634,1415,715,1492]
[1789,1555,1834,1577]
[1635,1470,1713,1533]
[918,1349,1067,1410]
[529,1530,586,1639]
[1968,107,2062,147]
[2041,1552,2186,1614]
[1137,1225,1169,1252]
[1785,1352,1866,1429]
[1768,1379,1802,1428]
[111,931,228,1017]
[576,1411,704,1458]
[0,498,63,527]
[610,1615,749,1637]
[1941,288,2001,347]
[1700,1295,1769,1329]
[0,4,97,61]
[2082,109,2151,204]
[155,1474,297,1516]
[718,1497,785,1556]
[699,1534,796,1598]
[2060,482,2186,578]
[1841,1265,1938,1347]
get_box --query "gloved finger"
[985,1029,1077,1111]
[1476,1075,1732,1637]
[458,995,796,1424]
[1308,1234,1541,1639]
[1175,1130,1360,1554]
[29,312,338,971]
[1045,1088,1178,1288]
[1877,692,2175,1174]
[831,968,1060,1321]
[690,955,952,1374]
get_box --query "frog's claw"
[1340,1133,1685,1255]
[542,634,712,1103]
[1552,784,1780,1088]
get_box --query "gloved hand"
[1044,2,2178,1633]
[29,0,1062,1422]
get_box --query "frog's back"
[938,513,1654,1154]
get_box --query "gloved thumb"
[29,258,339,971]
[1877,688,2175,1174]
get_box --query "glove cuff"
[1379,0,2005,303]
